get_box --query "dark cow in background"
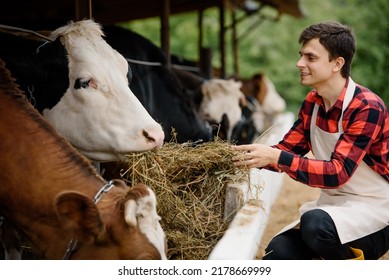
[0,29,68,113]
[103,25,213,144]
[169,55,286,145]
[172,67,247,142]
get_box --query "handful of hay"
[121,139,261,260]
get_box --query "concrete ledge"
[209,112,294,259]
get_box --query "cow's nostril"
[143,130,155,142]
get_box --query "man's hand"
[232,144,281,169]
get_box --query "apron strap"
[338,77,356,132]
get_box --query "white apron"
[279,78,389,244]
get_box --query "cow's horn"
[124,200,137,226]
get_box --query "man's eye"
[74,78,91,89]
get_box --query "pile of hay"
[121,139,262,260]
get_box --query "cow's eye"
[74,78,91,89]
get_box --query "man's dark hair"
[299,21,355,78]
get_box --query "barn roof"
[0,0,304,29]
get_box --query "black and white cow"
[0,20,165,162]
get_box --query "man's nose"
[296,57,304,68]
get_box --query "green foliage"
[337,0,389,103]
[120,0,389,112]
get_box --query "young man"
[232,21,389,260]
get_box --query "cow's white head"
[43,20,164,161]
[199,79,246,140]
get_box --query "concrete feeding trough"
[209,112,294,259]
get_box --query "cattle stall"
[0,0,304,78]
[1,0,301,259]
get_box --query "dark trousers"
[263,209,389,260]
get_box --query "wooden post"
[160,0,171,67]
[74,0,92,20]
[200,47,213,79]
[198,7,213,79]
[219,1,226,78]
[231,8,239,76]
[198,7,204,64]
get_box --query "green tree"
[121,0,389,112]
[337,0,389,103]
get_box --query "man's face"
[296,38,337,89]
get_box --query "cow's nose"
[142,127,164,147]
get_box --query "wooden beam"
[198,8,204,63]
[198,8,212,79]
[231,8,239,76]
[75,0,92,20]
[160,0,171,67]
[219,1,226,78]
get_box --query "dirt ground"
[256,175,389,260]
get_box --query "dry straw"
[121,138,262,260]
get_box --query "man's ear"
[333,57,345,72]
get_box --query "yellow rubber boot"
[350,247,364,260]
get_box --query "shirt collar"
[312,78,349,112]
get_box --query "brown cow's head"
[55,181,167,260]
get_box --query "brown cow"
[239,72,286,116]
[0,59,166,260]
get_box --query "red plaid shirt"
[272,83,389,188]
